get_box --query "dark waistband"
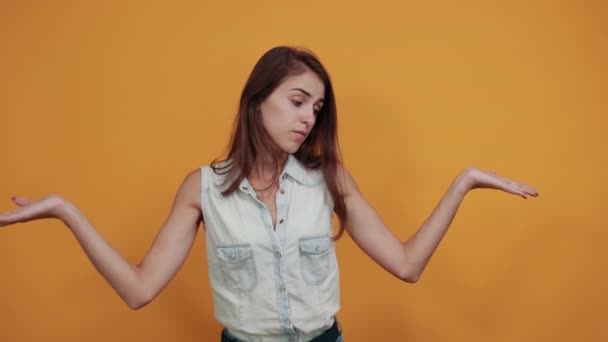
[221,319,342,342]
[310,318,341,342]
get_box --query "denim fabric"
[201,154,341,341]
[221,317,343,342]
[220,330,344,342]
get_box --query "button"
[279,189,285,194]
[279,219,284,224]
[279,285,286,293]
[274,250,282,258]
[285,319,292,326]
[242,186,248,190]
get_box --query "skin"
[0,69,539,310]
[259,67,324,157]
[250,67,326,228]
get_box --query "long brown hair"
[210,46,347,241]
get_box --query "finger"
[497,178,529,198]
[513,183,539,198]
[0,202,37,226]
[12,196,32,206]
[0,206,26,225]
[509,181,538,195]
[501,177,532,192]
[1,196,43,224]
[484,171,539,197]
[523,184,539,195]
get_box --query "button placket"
[269,234,293,334]
[276,178,286,227]
[267,172,295,333]
[275,178,292,258]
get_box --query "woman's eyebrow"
[290,88,324,102]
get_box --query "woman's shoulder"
[179,167,203,212]
[180,160,233,212]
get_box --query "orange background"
[1,1,606,341]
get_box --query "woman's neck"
[249,153,288,190]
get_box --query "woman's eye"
[291,100,303,107]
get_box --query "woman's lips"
[292,131,306,141]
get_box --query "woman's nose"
[301,107,316,124]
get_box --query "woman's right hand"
[0,194,68,227]
[1,193,150,308]
[1,169,202,310]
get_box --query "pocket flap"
[299,235,330,255]
[216,244,253,263]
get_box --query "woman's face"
[259,68,325,154]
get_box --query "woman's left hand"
[460,167,540,199]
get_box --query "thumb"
[11,196,32,206]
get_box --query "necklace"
[252,179,279,201]
[251,177,279,192]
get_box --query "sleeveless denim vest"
[200,154,340,342]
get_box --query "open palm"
[463,167,539,199]
[0,195,66,227]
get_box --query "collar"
[283,153,309,185]
[235,154,322,191]
[280,154,324,185]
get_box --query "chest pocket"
[298,235,331,285]
[216,243,258,292]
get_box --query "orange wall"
[1,1,606,341]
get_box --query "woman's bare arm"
[2,168,203,310]
[337,165,539,283]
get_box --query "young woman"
[0,46,539,342]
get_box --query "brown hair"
[210,46,347,241]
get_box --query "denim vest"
[200,154,340,342]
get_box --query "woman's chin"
[282,144,301,154]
